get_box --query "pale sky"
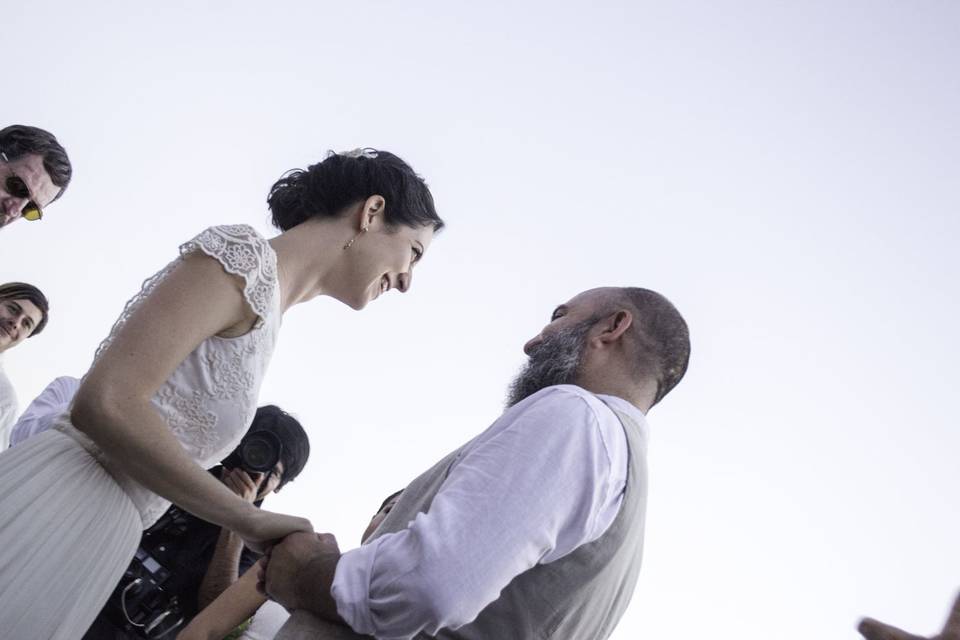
[5,1,960,638]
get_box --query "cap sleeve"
[179,224,278,323]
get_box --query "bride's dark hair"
[267,149,444,233]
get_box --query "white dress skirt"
[0,225,282,639]
[0,427,142,637]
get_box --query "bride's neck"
[269,218,349,312]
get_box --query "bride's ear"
[360,195,386,230]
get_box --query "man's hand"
[261,531,343,621]
[859,591,960,640]
[221,467,262,503]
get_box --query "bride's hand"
[236,508,313,553]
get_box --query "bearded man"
[265,286,691,640]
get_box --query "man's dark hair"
[267,149,444,233]
[0,282,49,336]
[615,288,690,406]
[0,125,72,199]
[246,404,310,490]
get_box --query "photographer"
[78,405,310,639]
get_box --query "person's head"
[0,282,49,353]
[361,490,403,543]
[0,125,72,228]
[508,287,690,412]
[221,404,311,499]
[267,148,444,309]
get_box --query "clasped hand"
[257,530,343,618]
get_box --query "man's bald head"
[595,287,690,406]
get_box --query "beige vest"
[277,399,648,640]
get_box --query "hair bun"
[267,169,309,231]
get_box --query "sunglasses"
[1,152,43,221]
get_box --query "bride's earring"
[343,226,368,250]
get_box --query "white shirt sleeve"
[0,396,15,452]
[9,376,80,447]
[0,363,18,452]
[331,386,629,639]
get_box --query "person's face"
[254,461,285,501]
[522,288,613,356]
[506,289,612,407]
[337,202,435,310]
[361,493,402,543]
[0,298,43,353]
[0,154,60,228]
[221,460,286,502]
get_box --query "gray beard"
[505,318,595,408]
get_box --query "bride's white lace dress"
[0,225,282,638]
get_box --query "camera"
[221,429,283,473]
[96,545,186,638]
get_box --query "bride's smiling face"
[337,214,435,310]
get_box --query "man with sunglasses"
[0,124,72,229]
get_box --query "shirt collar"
[596,393,648,424]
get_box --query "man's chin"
[505,371,552,408]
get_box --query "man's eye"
[7,177,30,198]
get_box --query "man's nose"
[523,335,542,355]
[2,199,24,221]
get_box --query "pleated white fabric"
[0,428,142,639]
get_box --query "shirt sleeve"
[9,376,80,447]
[331,387,627,639]
[0,397,16,451]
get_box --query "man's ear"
[360,195,386,230]
[595,310,633,346]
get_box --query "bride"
[0,148,444,638]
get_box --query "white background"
[4,2,959,638]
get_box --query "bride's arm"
[177,559,268,640]
[72,253,310,543]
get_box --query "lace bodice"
[61,224,282,526]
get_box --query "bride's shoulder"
[181,224,269,252]
[179,224,278,320]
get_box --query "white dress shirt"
[0,356,17,451]
[332,384,648,639]
[9,376,79,447]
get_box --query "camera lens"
[238,431,282,473]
